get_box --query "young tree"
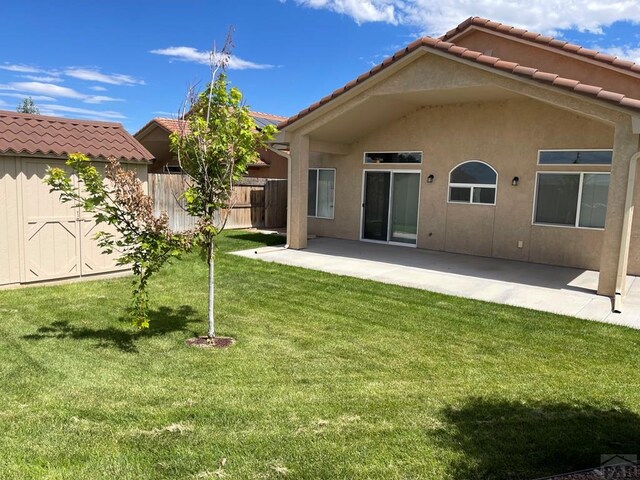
[46,154,192,327]
[170,40,276,340]
[17,96,39,114]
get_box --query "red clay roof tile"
[0,110,153,162]
[278,20,640,130]
[441,17,640,75]
[531,71,559,83]
[552,77,580,89]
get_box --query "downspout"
[613,150,640,313]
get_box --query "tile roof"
[250,111,287,122]
[153,117,188,135]
[0,110,153,162]
[140,111,286,137]
[441,17,640,75]
[279,24,640,130]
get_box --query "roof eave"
[279,40,640,132]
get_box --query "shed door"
[79,218,121,275]
[21,160,80,282]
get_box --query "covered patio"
[233,237,640,329]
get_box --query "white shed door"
[21,160,80,282]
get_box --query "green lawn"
[1,231,639,479]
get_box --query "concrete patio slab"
[233,237,640,329]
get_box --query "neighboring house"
[134,111,288,178]
[0,110,153,287]
[278,16,640,306]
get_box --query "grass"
[1,230,640,479]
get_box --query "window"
[538,150,612,165]
[534,173,610,228]
[448,161,497,205]
[308,168,335,219]
[364,151,422,164]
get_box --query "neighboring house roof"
[134,111,288,168]
[250,111,287,129]
[279,21,640,130]
[136,111,286,138]
[0,110,153,162]
[441,17,640,75]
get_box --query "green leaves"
[45,153,193,328]
[169,73,278,251]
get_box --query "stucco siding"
[307,97,627,272]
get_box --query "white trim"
[532,171,611,229]
[537,149,613,166]
[447,160,498,206]
[307,167,336,220]
[363,151,423,165]
[359,169,421,247]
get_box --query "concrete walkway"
[233,237,640,329]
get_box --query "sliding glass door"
[362,171,420,246]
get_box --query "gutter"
[265,144,290,160]
[613,150,640,313]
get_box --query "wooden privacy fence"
[148,174,287,232]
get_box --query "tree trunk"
[207,236,215,338]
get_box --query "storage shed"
[0,110,153,287]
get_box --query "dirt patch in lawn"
[186,336,235,349]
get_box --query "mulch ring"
[536,463,640,479]
[185,336,235,349]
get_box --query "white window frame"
[362,151,423,165]
[537,149,613,166]
[532,171,610,230]
[308,167,336,220]
[447,160,498,206]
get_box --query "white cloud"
[0,82,122,104]
[284,0,640,36]
[64,68,144,86]
[150,46,274,70]
[0,92,57,101]
[39,103,126,120]
[0,64,43,73]
[293,0,395,24]
[20,74,63,83]
[89,85,107,91]
[596,45,640,63]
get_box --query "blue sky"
[1,1,640,133]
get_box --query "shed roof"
[279,20,640,130]
[0,110,153,162]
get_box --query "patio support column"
[287,133,309,249]
[597,119,640,297]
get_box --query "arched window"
[448,161,497,205]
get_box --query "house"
[277,17,640,307]
[0,110,153,287]
[134,111,288,178]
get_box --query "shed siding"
[0,156,150,287]
[0,157,21,286]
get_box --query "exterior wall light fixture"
[427,174,435,183]
[512,176,519,186]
